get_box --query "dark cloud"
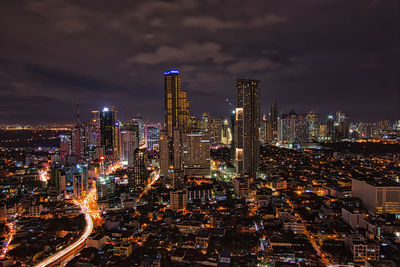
[182,14,287,31]
[0,0,398,124]
[128,42,232,64]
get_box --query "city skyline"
[1,1,400,266]
[0,0,399,124]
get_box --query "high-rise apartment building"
[207,116,222,145]
[295,114,309,143]
[234,79,261,178]
[233,177,250,198]
[90,110,101,146]
[131,148,148,188]
[170,190,187,210]
[72,164,88,198]
[132,115,145,146]
[326,115,335,141]
[71,124,85,160]
[85,110,101,159]
[335,111,350,141]
[49,162,66,196]
[270,102,278,142]
[200,112,209,131]
[159,130,170,177]
[145,123,161,151]
[221,119,232,145]
[59,134,71,158]
[96,176,115,201]
[120,130,137,166]
[318,123,328,141]
[182,131,211,177]
[260,114,268,144]
[278,111,296,143]
[100,106,120,159]
[306,111,319,142]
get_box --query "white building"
[341,207,367,229]
[120,130,137,166]
[145,123,161,151]
[352,178,400,215]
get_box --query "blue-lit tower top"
[164,70,180,75]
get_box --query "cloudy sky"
[0,0,398,124]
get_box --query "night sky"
[0,0,399,124]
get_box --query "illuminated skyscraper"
[295,114,309,143]
[59,134,71,158]
[306,111,319,142]
[326,115,335,140]
[73,164,88,198]
[71,125,85,160]
[234,79,261,178]
[84,110,102,159]
[278,112,296,143]
[132,115,145,146]
[159,130,170,177]
[96,176,115,201]
[201,113,222,145]
[260,114,268,144]
[71,103,85,160]
[90,110,101,145]
[164,70,190,138]
[200,112,209,131]
[131,148,148,188]
[49,162,66,196]
[221,119,232,145]
[319,123,328,141]
[270,102,278,142]
[160,70,190,177]
[100,106,120,159]
[173,129,182,170]
[208,116,222,145]
[145,123,161,151]
[335,111,350,141]
[120,130,137,166]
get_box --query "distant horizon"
[0,102,398,127]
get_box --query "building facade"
[182,131,211,177]
[234,79,261,178]
[100,106,120,159]
[352,178,400,215]
[120,130,137,166]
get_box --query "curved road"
[34,212,93,267]
[34,169,159,267]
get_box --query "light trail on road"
[0,222,16,259]
[34,167,157,267]
[34,212,93,267]
[137,170,160,201]
[34,187,98,267]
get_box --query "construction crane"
[225,98,234,108]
